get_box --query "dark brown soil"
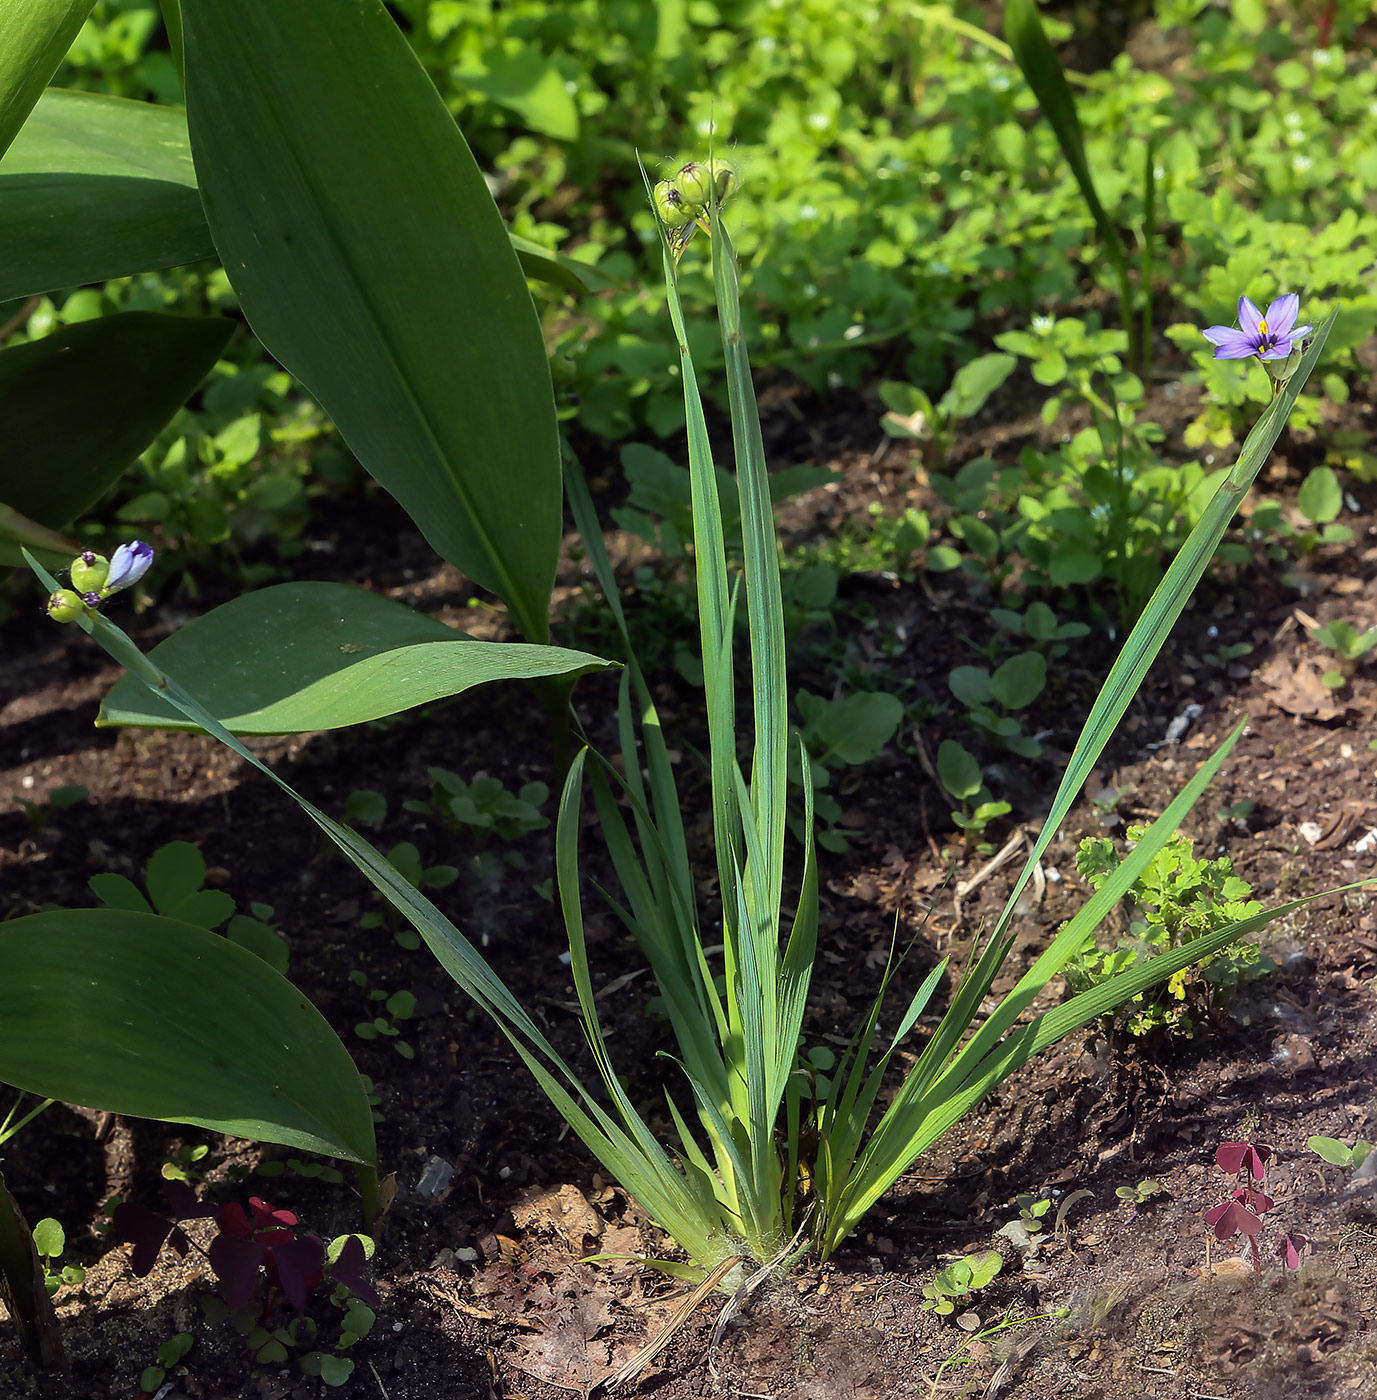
[2,381,1377,1400]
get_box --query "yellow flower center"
[1257,319,1269,336]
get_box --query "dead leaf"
[512,1183,605,1248]
[1258,657,1345,721]
[511,1289,617,1392]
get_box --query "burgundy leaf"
[1204,1199,1264,1241]
[1277,1233,1307,1269]
[209,1231,267,1309]
[328,1236,380,1306]
[110,1202,175,1278]
[1216,1141,1272,1182]
[163,1179,218,1221]
[269,1234,326,1310]
[217,1200,253,1240]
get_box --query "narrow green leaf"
[0,0,94,160]
[0,312,232,561]
[182,0,562,643]
[0,909,376,1164]
[98,583,612,734]
[0,90,214,300]
[1004,0,1133,357]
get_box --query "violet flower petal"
[105,540,154,591]
[1265,293,1299,337]
[1237,296,1264,339]
[1206,330,1258,359]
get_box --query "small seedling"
[1311,618,1377,689]
[788,688,903,852]
[1307,1135,1374,1171]
[162,1143,211,1184]
[936,739,1011,851]
[405,767,550,844]
[878,352,1016,471]
[948,652,1047,759]
[1203,640,1254,670]
[139,1332,194,1395]
[31,1219,85,1295]
[254,1155,346,1187]
[349,971,416,1059]
[1015,1193,1053,1234]
[1115,1179,1161,1208]
[13,784,86,837]
[920,1249,1002,1315]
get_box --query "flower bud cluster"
[652,158,739,234]
[46,540,154,624]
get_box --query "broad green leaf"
[454,45,580,141]
[98,582,613,734]
[0,909,376,1164]
[0,504,78,571]
[0,89,611,302]
[507,231,622,294]
[0,0,94,159]
[0,89,214,300]
[940,352,1017,420]
[0,312,232,567]
[182,0,562,643]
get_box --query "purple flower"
[1203,294,1312,362]
[104,540,154,592]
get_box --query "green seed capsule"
[673,162,715,209]
[47,589,86,623]
[69,551,109,593]
[653,180,695,229]
[711,160,738,202]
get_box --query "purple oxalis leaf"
[1217,1141,1272,1182]
[328,1235,380,1306]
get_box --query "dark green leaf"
[183,0,562,642]
[0,89,214,299]
[0,1,93,159]
[98,583,613,735]
[0,312,232,564]
[0,909,376,1163]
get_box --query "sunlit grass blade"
[712,216,788,954]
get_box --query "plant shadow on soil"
[2,379,1377,1398]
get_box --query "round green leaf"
[1297,466,1342,525]
[937,739,983,803]
[990,652,1046,710]
[0,910,376,1165]
[97,583,612,735]
[949,666,993,708]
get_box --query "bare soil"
[2,379,1377,1400]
